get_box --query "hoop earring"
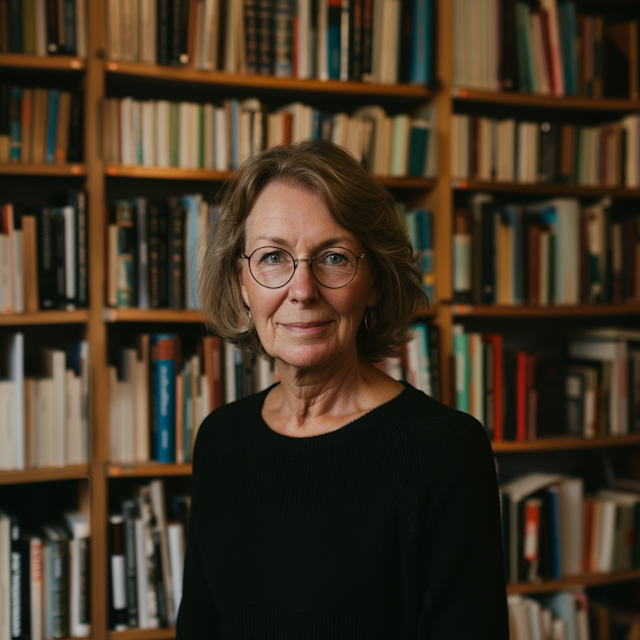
[364,308,375,332]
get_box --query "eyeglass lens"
[249,246,359,288]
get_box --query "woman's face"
[240,181,377,372]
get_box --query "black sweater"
[176,381,509,639]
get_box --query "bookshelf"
[1,0,640,637]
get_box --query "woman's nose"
[287,260,318,303]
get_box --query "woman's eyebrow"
[255,236,354,248]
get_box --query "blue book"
[452,326,469,412]
[408,124,429,176]
[46,90,59,164]
[558,2,578,96]
[180,195,201,310]
[230,99,239,170]
[327,1,341,79]
[155,334,177,463]
[547,485,562,579]
[543,591,578,640]
[311,109,321,139]
[410,0,433,84]
[415,209,435,302]
[9,87,21,161]
[63,0,77,55]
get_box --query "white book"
[508,594,532,640]
[134,518,150,628]
[30,536,43,640]
[525,597,544,640]
[139,0,157,63]
[79,341,89,464]
[297,0,311,79]
[132,99,142,165]
[200,0,219,70]
[107,0,122,59]
[141,101,156,167]
[203,104,214,168]
[0,382,16,470]
[34,0,47,55]
[120,97,134,165]
[559,478,583,576]
[134,357,149,463]
[65,370,84,465]
[597,499,617,572]
[120,350,136,464]
[12,228,23,314]
[108,366,120,462]
[42,349,67,467]
[36,378,54,468]
[367,0,384,82]
[5,333,24,470]
[0,234,10,314]
[167,523,185,616]
[156,101,170,167]
[63,511,90,638]
[379,0,400,84]
[316,0,329,81]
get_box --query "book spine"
[45,90,58,164]
[50,537,69,638]
[273,0,294,77]
[109,516,128,631]
[156,338,176,463]
[30,537,42,640]
[122,501,139,628]
[7,0,23,51]
[244,0,259,74]
[10,517,22,640]
[8,86,20,162]
[157,0,170,65]
[167,201,184,309]
[52,214,66,310]
[62,0,75,54]
[257,0,273,75]
[147,204,160,308]
[327,0,340,79]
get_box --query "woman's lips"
[281,322,331,334]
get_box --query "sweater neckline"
[246,380,421,455]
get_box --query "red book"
[483,334,504,441]
[516,351,528,441]
[538,9,555,95]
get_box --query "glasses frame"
[241,245,367,290]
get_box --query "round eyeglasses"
[241,246,367,289]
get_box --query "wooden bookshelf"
[103,308,204,323]
[451,179,640,199]
[109,628,176,640]
[107,462,193,477]
[0,53,85,70]
[450,303,640,318]
[0,309,90,325]
[507,568,640,596]
[0,465,90,485]
[492,433,640,453]
[0,162,86,176]
[105,61,433,99]
[105,164,436,189]
[452,87,640,112]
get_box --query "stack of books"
[452,196,640,306]
[0,191,88,314]
[0,333,90,471]
[453,0,640,99]
[105,0,434,85]
[0,86,84,165]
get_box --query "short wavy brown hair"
[198,139,429,362]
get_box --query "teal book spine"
[45,90,59,164]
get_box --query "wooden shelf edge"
[105,61,432,98]
[0,53,85,70]
[105,164,435,188]
[103,308,204,323]
[109,627,176,640]
[450,303,640,318]
[0,464,90,485]
[493,433,640,453]
[0,310,89,325]
[507,568,640,595]
[452,87,640,112]
[107,463,193,477]
[0,163,86,176]
[451,179,640,198]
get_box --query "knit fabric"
[176,381,509,639]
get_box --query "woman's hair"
[198,138,429,362]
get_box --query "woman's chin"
[273,343,347,373]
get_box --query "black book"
[157,0,171,65]
[37,207,56,309]
[45,0,59,53]
[257,0,273,75]
[9,514,25,640]
[42,523,70,638]
[360,0,372,79]
[244,0,259,74]
[538,121,559,184]
[167,199,185,309]
[7,0,22,52]
[67,92,83,162]
[397,0,412,84]
[480,201,496,304]
[108,515,128,631]
[500,0,516,90]
[0,84,10,159]
[502,349,517,441]
[52,214,67,309]
[76,192,88,307]
[147,203,161,308]
[170,0,189,64]
[535,352,567,438]
[122,500,139,628]
[158,204,169,308]
[151,526,169,627]
[349,0,362,80]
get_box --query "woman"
[176,139,509,639]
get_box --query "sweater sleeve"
[417,415,509,639]
[175,424,222,639]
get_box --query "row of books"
[0,86,84,165]
[107,195,218,310]
[105,0,434,85]
[109,323,441,464]
[0,0,87,56]
[0,333,89,471]
[500,472,640,585]
[452,196,640,306]
[453,327,640,442]
[402,207,435,304]
[0,192,88,314]
[507,590,640,640]
[454,0,640,100]
[104,96,435,178]
[451,113,640,189]
[0,509,90,640]
[109,480,189,630]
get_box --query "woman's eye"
[325,253,345,265]
[261,252,283,264]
